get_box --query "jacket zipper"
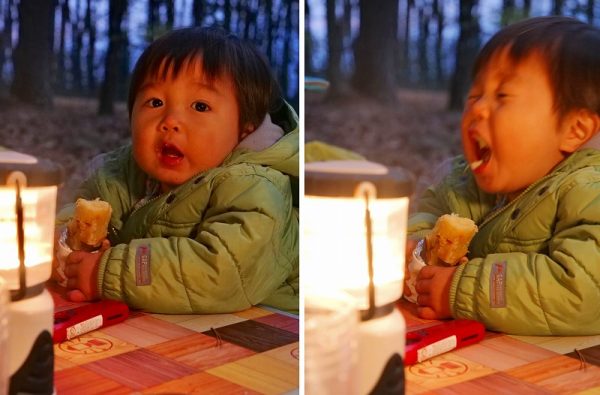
[477,172,556,230]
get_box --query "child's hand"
[414,265,457,319]
[64,239,110,302]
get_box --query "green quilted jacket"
[58,104,299,315]
[408,149,600,335]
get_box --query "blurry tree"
[587,0,594,22]
[523,0,531,17]
[147,0,174,42]
[71,0,84,93]
[326,0,345,98]
[352,0,399,102]
[433,0,445,84]
[98,0,128,115]
[11,0,56,106]
[0,0,298,111]
[448,0,480,110]
[192,0,204,25]
[84,0,97,94]
[552,0,565,14]
[398,0,413,84]
[56,0,69,91]
[501,0,516,25]
[417,2,431,85]
[305,1,315,75]
[0,0,14,88]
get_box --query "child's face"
[461,50,569,199]
[131,58,242,192]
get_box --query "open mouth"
[159,142,184,166]
[469,135,491,172]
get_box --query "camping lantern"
[304,160,413,394]
[0,149,62,395]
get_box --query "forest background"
[0,0,299,206]
[305,0,600,201]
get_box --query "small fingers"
[66,278,78,289]
[416,306,438,320]
[67,289,88,302]
[415,278,431,294]
[416,293,431,307]
[66,251,84,265]
[417,265,436,280]
[64,263,77,278]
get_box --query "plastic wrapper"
[54,226,102,288]
[54,227,72,287]
[405,239,426,304]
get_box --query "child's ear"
[559,109,600,153]
[240,124,255,140]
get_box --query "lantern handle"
[12,179,27,301]
[358,182,377,321]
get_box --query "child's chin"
[473,177,500,194]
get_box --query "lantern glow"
[303,194,408,309]
[304,160,413,394]
[0,186,57,289]
[0,149,62,395]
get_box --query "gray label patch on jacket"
[490,261,507,308]
[135,244,151,286]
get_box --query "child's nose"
[159,114,180,133]
[469,96,490,120]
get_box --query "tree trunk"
[192,0,204,25]
[147,0,158,42]
[433,0,444,84]
[501,0,516,26]
[402,0,414,81]
[352,0,399,103]
[326,0,345,98]
[417,7,430,85]
[587,0,594,23]
[165,0,174,31]
[71,0,83,93]
[552,0,564,14]
[265,0,273,59]
[305,0,314,75]
[281,0,294,98]
[0,0,15,88]
[11,0,55,106]
[57,0,69,92]
[85,0,96,94]
[523,0,531,17]
[448,0,480,110]
[224,0,231,30]
[98,0,127,115]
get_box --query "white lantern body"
[303,160,412,309]
[303,194,408,309]
[304,160,413,395]
[0,149,62,394]
[0,186,57,289]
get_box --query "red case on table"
[405,319,486,365]
[53,300,129,343]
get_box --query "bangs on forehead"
[144,52,227,84]
[472,21,562,79]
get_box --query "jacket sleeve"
[451,181,600,335]
[97,173,297,314]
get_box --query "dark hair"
[127,26,281,133]
[472,16,600,119]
